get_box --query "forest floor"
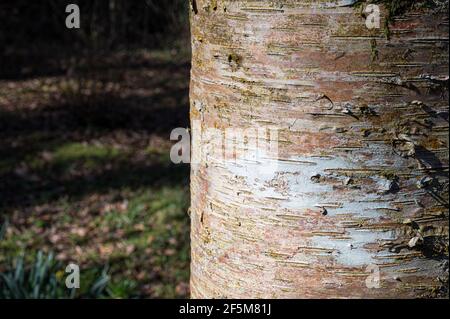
[0,46,191,298]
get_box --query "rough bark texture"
[189,0,449,298]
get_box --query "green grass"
[0,186,190,298]
[28,142,123,173]
[0,251,109,299]
[95,187,190,298]
[52,143,121,163]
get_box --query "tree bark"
[189,0,449,298]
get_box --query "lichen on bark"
[352,0,449,39]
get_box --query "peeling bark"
[190,0,449,298]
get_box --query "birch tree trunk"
[189,0,449,298]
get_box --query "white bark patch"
[310,229,394,267]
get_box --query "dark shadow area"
[0,74,189,136]
[1,59,190,212]
[0,0,189,80]
[0,159,190,211]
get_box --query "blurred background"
[0,0,191,298]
